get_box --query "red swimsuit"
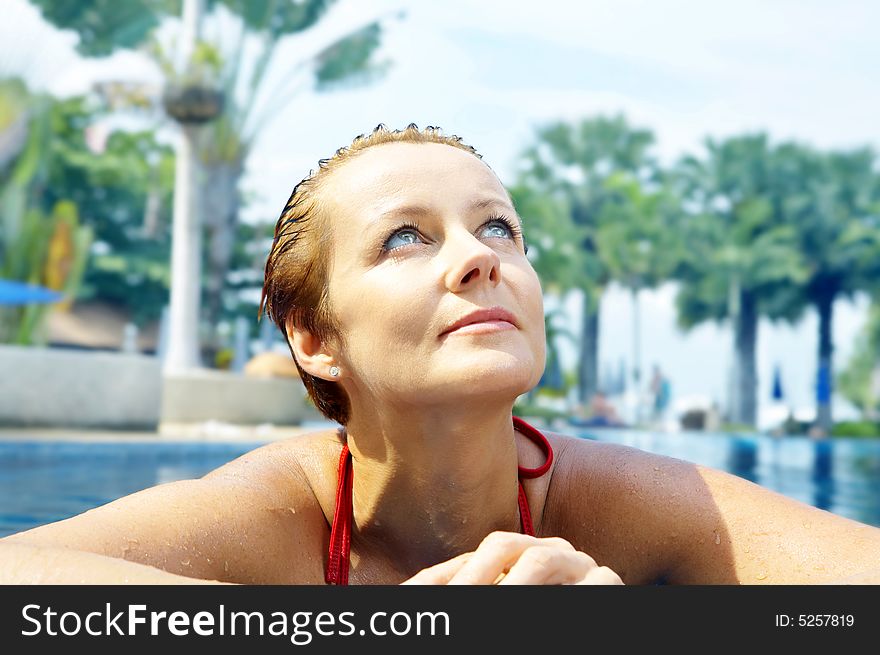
[325,416,554,585]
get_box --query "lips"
[441,306,518,336]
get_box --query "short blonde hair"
[260,124,483,425]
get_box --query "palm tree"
[674,134,807,426]
[29,0,396,364]
[596,172,682,416]
[517,115,656,405]
[507,182,582,406]
[774,144,880,431]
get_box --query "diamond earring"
[329,365,340,377]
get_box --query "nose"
[442,231,502,293]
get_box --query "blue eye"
[382,224,422,251]
[380,215,524,253]
[482,220,513,239]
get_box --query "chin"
[439,352,539,397]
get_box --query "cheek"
[332,275,434,354]
[518,268,545,327]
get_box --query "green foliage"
[596,172,682,293]
[837,301,880,417]
[0,202,93,345]
[1,81,91,344]
[215,0,332,38]
[28,0,392,351]
[28,0,332,57]
[315,22,391,91]
[673,134,809,330]
[0,78,28,136]
[517,115,657,309]
[514,115,660,403]
[830,421,880,438]
[39,97,176,326]
[718,422,756,434]
[512,401,569,422]
[28,0,165,57]
[507,183,586,294]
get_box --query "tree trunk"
[816,291,835,433]
[578,293,600,405]
[734,291,758,426]
[631,286,641,422]
[163,123,203,373]
[201,157,244,366]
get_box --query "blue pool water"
[1,425,879,538]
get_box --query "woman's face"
[319,142,546,412]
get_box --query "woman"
[3,124,880,585]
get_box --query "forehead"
[319,142,507,219]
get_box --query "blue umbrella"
[0,279,64,306]
[771,364,784,401]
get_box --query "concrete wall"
[0,344,162,429]
[160,369,321,425]
[0,345,321,430]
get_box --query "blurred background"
[2,0,880,532]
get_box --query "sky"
[3,0,879,426]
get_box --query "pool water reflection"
[571,426,880,528]
[1,426,879,537]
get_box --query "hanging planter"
[161,84,224,124]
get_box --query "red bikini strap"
[325,417,553,584]
[513,416,554,479]
[325,443,352,585]
[518,481,535,536]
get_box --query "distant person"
[649,364,671,421]
[584,390,624,427]
[3,125,880,585]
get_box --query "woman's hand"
[401,532,623,585]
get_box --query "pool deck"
[0,420,332,443]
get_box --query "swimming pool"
[570,425,880,528]
[1,425,879,537]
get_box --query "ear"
[286,317,340,381]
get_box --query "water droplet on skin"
[288,507,296,515]
[224,561,229,572]
[181,559,190,566]
[813,564,825,571]
[756,572,767,580]
[802,522,812,529]
[715,533,721,545]
[653,467,659,471]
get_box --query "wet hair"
[259,124,483,425]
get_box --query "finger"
[447,533,575,585]
[400,552,472,585]
[447,532,542,585]
[498,548,596,585]
[574,565,625,586]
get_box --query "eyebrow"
[368,196,518,229]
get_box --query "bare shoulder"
[539,430,880,584]
[3,428,343,584]
[204,427,345,526]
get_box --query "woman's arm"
[672,463,880,584]
[0,541,227,584]
[0,438,328,584]
[549,437,880,584]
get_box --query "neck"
[344,400,524,576]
